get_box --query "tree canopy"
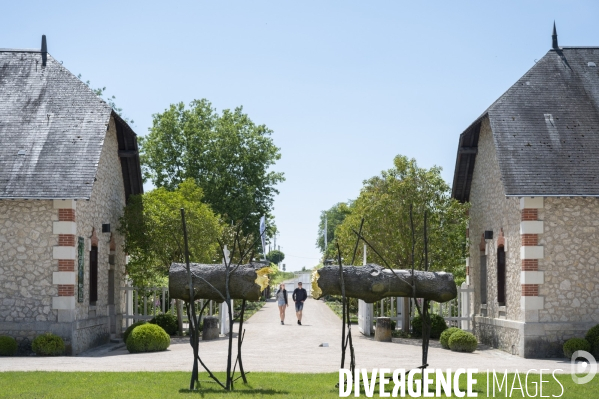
[316,202,352,260]
[266,250,285,265]
[118,179,222,286]
[139,99,284,236]
[333,155,469,283]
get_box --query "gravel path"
[0,298,573,373]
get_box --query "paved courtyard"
[0,298,575,374]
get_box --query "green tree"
[334,155,469,283]
[118,179,222,286]
[266,250,285,265]
[140,99,284,236]
[316,202,352,259]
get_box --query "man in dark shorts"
[292,282,308,325]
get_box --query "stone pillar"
[202,316,220,340]
[374,317,392,342]
[52,199,77,322]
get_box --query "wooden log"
[374,317,392,342]
[202,316,220,340]
[312,264,457,303]
[169,262,271,302]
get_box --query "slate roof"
[452,46,599,202]
[0,48,142,199]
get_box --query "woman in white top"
[275,283,288,325]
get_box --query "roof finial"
[552,21,559,50]
[41,35,47,67]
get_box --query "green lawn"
[0,371,597,398]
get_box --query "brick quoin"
[521,234,538,246]
[58,209,76,222]
[522,284,539,296]
[58,234,75,247]
[58,260,75,271]
[58,284,75,296]
[521,209,538,221]
[522,259,538,271]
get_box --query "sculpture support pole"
[181,208,199,390]
[337,243,346,370]
[237,299,248,383]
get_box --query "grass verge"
[324,299,358,324]
[0,371,596,398]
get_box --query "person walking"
[275,283,288,325]
[292,282,308,325]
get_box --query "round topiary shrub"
[123,320,147,344]
[126,323,170,353]
[440,327,461,349]
[411,314,448,339]
[584,325,599,357]
[0,336,18,356]
[149,313,178,336]
[448,330,478,353]
[563,338,592,359]
[31,333,65,356]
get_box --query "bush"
[411,314,448,339]
[123,320,147,344]
[126,324,170,353]
[585,325,599,357]
[563,338,592,359]
[31,333,65,356]
[440,327,461,349]
[448,330,478,353]
[0,336,18,356]
[149,313,178,336]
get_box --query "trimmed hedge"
[440,327,461,349]
[123,320,147,344]
[32,333,65,356]
[563,338,592,359]
[411,314,448,339]
[126,324,170,353]
[149,313,178,336]
[0,336,18,356]
[448,330,478,353]
[585,325,599,357]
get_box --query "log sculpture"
[169,262,271,302]
[311,264,457,303]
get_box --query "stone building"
[451,26,599,358]
[0,37,142,354]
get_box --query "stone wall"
[526,197,599,353]
[467,116,523,354]
[0,201,58,352]
[73,116,127,353]
[468,117,522,319]
[0,201,57,322]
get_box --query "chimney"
[41,35,47,67]
[552,22,559,50]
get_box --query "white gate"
[357,300,373,335]
[357,282,474,335]
[431,282,473,332]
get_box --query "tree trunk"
[169,263,271,302]
[312,264,457,303]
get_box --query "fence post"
[460,282,469,331]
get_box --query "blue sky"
[2,1,598,271]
